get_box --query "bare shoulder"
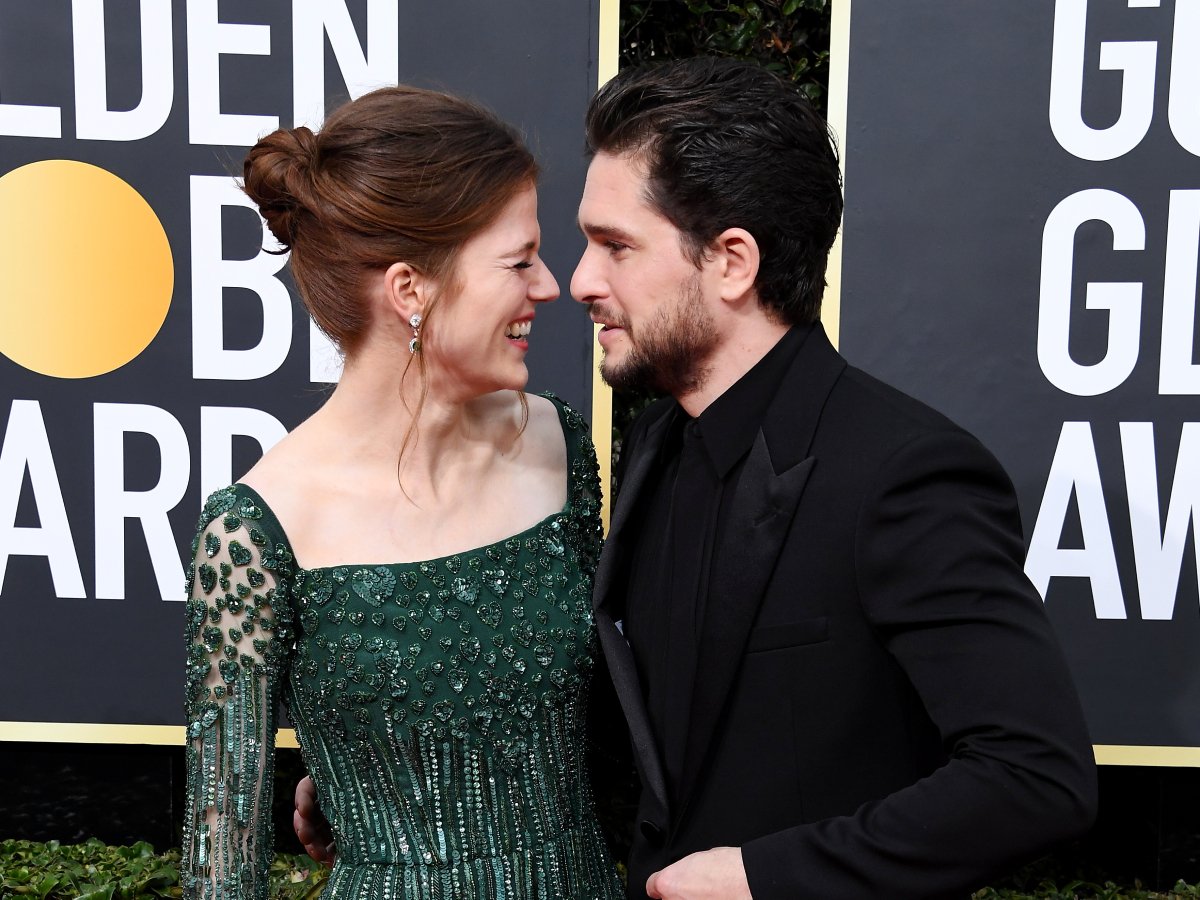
[237,419,326,515]
[521,393,568,469]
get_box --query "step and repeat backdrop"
[0,0,606,738]
[836,0,1198,756]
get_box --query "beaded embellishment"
[182,397,618,900]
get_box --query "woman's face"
[423,184,559,398]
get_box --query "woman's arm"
[183,487,294,900]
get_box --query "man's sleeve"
[741,428,1098,900]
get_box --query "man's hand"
[293,775,336,865]
[645,847,752,899]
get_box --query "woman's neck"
[314,345,518,494]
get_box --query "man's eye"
[604,241,628,254]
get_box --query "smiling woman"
[181,85,622,900]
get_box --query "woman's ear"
[383,261,426,323]
[711,227,760,305]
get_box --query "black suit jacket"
[592,325,1097,900]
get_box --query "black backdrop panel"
[839,0,1199,747]
[0,0,601,728]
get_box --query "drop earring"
[408,314,422,353]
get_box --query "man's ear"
[711,227,760,304]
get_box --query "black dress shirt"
[624,324,810,804]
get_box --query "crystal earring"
[408,313,422,353]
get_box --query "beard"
[596,274,718,397]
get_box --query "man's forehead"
[578,152,664,230]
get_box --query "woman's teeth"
[505,320,531,339]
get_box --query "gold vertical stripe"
[591,325,615,534]
[598,0,620,86]
[823,0,853,350]
[591,0,620,533]
[0,721,299,748]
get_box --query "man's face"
[571,151,719,397]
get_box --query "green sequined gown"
[183,397,622,900]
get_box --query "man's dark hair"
[585,57,844,326]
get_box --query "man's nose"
[570,248,602,305]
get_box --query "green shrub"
[1,838,179,900]
[3,838,1198,899]
[0,839,330,900]
[973,881,1200,899]
[621,0,831,106]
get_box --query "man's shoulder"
[808,361,1015,494]
[819,360,970,441]
[836,364,961,430]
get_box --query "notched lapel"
[595,610,670,823]
[590,405,676,823]
[592,406,674,616]
[675,431,816,826]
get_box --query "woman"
[182,86,622,900]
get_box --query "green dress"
[182,397,622,900]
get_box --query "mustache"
[588,303,630,331]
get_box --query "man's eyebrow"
[578,220,636,244]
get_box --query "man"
[299,58,1098,898]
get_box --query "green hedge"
[0,839,328,900]
[3,839,1198,900]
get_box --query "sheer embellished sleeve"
[182,486,295,900]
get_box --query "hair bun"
[242,126,320,249]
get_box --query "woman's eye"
[512,260,533,270]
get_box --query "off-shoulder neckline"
[231,394,580,573]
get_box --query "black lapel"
[672,435,814,825]
[673,324,846,825]
[593,401,675,615]
[592,403,676,821]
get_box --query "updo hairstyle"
[242,86,539,356]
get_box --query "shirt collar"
[689,323,813,478]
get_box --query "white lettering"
[1038,189,1144,396]
[186,0,276,145]
[292,0,398,129]
[1026,421,1126,618]
[198,406,287,504]
[94,403,190,601]
[1121,422,1200,619]
[1158,191,1200,394]
[0,55,61,140]
[0,400,85,598]
[190,175,293,380]
[1049,0,1157,160]
[73,0,173,141]
[1168,0,1200,156]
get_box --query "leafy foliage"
[1,839,179,900]
[971,881,1200,899]
[0,839,329,900]
[609,0,834,475]
[621,0,832,109]
[4,838,1198,899]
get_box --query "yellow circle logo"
[0,160,173,378]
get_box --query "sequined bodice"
[182,397,621,900]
